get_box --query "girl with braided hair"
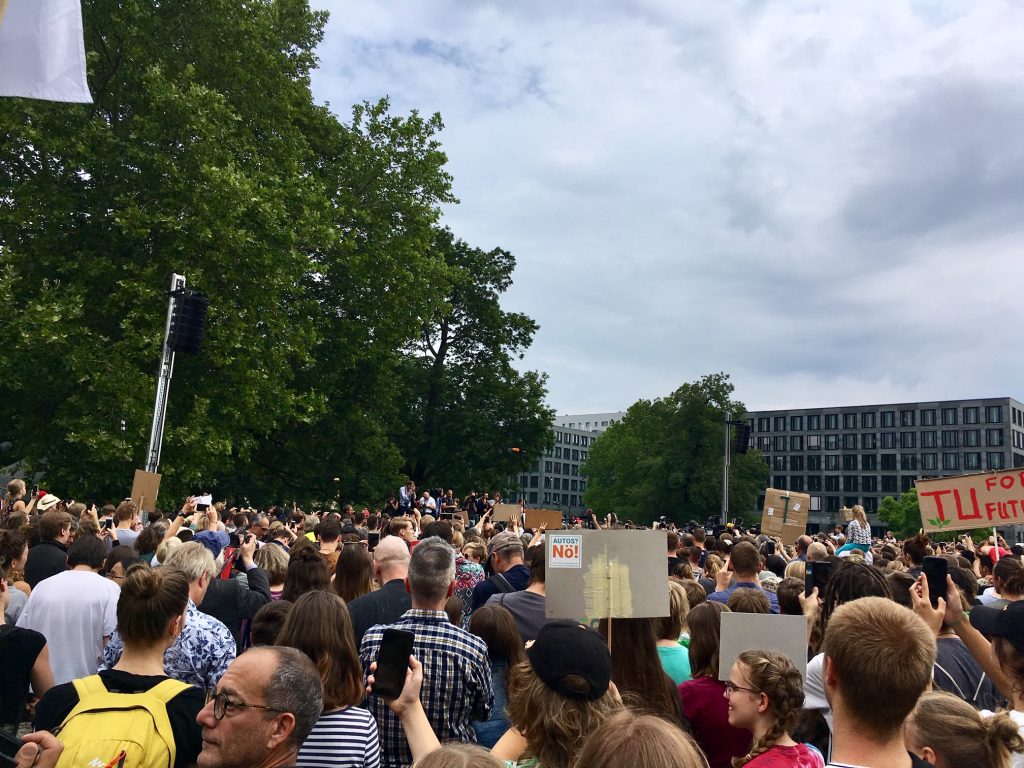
[725,650,823,768]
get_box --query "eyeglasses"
[212,691,286,721]
[724,681,761,696]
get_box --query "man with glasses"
[197,647,323,768]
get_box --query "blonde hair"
[506,661,623,768]
[255,543,290,585]
[784,560,805,581]
[575,710,707,768]
[654,580,690,641]
[732,651,804,767]
[155,536,182,565]
[704,553,725,578]
[852,504,867,527]
[907,691,1023,768]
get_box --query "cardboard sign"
[840,506,853,522]
[546,530,669,619]
[439,509,469,526]
[917,468,1024,533]
[719,613,809,682]
[492,503,523,523]
[761,488,809,545]
[130,469,161,513]
[525,508,563,530]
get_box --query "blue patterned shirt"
[100,599,236,693]
[360,609,493,768]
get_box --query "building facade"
[744,397,1024,533]
[555,412,626,434]
[506,424,599,517]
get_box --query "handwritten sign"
[760,488,809,544]
[917,468,1024,533]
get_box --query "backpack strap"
[933,662,967,700]
[72,675,109,699]
[489,573,516,594]
[148,679,191,705]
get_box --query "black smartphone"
[0,728,23,767]
[765,541,776,556]
[923,556,948,608]
[103,518,114,530]
[196,503,210,512]
[806,561,832,597]
[372,628,415,700]
[368,532,380,551]
[31,484,39,496]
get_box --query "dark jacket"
[198,566,271,651]
[348,578,412,648]
[24,540,68,589]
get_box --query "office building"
[507,424,598,517]
[743,397,1024,533]
[556,412,626,434]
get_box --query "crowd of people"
[3,478,1024,768]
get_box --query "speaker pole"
[145,273,186,474]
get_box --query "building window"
[863,497,878,513]
[581,437,588,447]
[807,435,822,450]
[902,410,917,427]
[807,455,822,471]
[987,429,1004,447]
[826,496,841,514]
[790,436,803,451]
[880,411,895,427]
[901,454,919,471]
[758,417,770,432]
[920,410,935,427]
[530,476,539,488]
[544,477,552,488]
[570,495,577,507]
[758,436,771,451]
[900,432,916,449]
[553,462,561,474]
[825,414,839,430]
[773,456,787,471]
[774,417,787,432]
[843,413,857,430]
[544,461,552,472]
[791,416,803,431]
[572,449,579,461]
[941,430,958,448]
[942,408,958,426]
[901,476,917,492]
[807,415,821,430]
[861,412,876,428]
[774,475,787,488]
[843,455,858,471]
[862,454,877,471]
[964,430,980,447]
[922,453,938,470]
[826,434,839,450]
[964,407,980,424]
[571,464,578,476]
[942,453,959,471]
[790,476,805,492]
[570,479,578,491]
[881,433,897,449]
[774,436,787,452]
[922,431,937,448]
[880,454,897,470]
[790,456,804,471]
[881,475,898,493]
[862,433,877,450]
[529,491,538,503]
[843,434,858,450]
[843,476,858,492]
[553,478,561,490]
[825,476,840,492]
[808,476,822,492]
[825,455,840,471]
[810,496,822,512]
[965,453,981,471]
[863,476,878,492]
[987,405,1003,424]
[989,452,1006,469]
[562,494,569,506]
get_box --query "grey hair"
[163,541,218,581]
[260,646,324,747]
[408,536,456,603]
[304,514,319,531]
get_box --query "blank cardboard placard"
[439,509,469,526]
[130,469,161,513]
[526,508,563,530]
[761,488,810,545]
[546,530,669,619]
[718,613,808,682]
[491,503,522,523]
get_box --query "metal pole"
[145,273,185,473]
[722,411,731,519]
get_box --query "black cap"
[970,601,1024,653]
[526,621,611,700]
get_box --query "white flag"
[0,0,92,103]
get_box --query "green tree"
[391,227,554,492]
[0,2,456,505]
[582,373,768,524]
[879,488,991,542]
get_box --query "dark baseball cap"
[970,600,1024,653]
[526,621,611,700]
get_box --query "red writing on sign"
[551,543,579,560]
[921,483,1024,524]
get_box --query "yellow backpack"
[55,675,190,768]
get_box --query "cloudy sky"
[310,0,1024,414]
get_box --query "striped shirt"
[360,609,493,768]
[297,707,380,768]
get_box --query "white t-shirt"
[982,709,1024,768]
[803,652,834,732]
[17,569,120,684]
[420,495,436,512]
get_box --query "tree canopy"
[582,373,769,524]
[0,0,551,506]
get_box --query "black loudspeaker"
[168,290,208,355]
[733,423,751,454]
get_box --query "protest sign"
[439,509,469,526]
[492,502,523,523]
[760,488,809,544]
[917,468,1024,533]
[840,506,853,522]
[525,508,563,530]
[130,469,161,513]
[546,530,668,619]
[719,613,808,682]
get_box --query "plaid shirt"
[360,609,493,768]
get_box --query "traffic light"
[168,290,208,355]
[733,423,751,454]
